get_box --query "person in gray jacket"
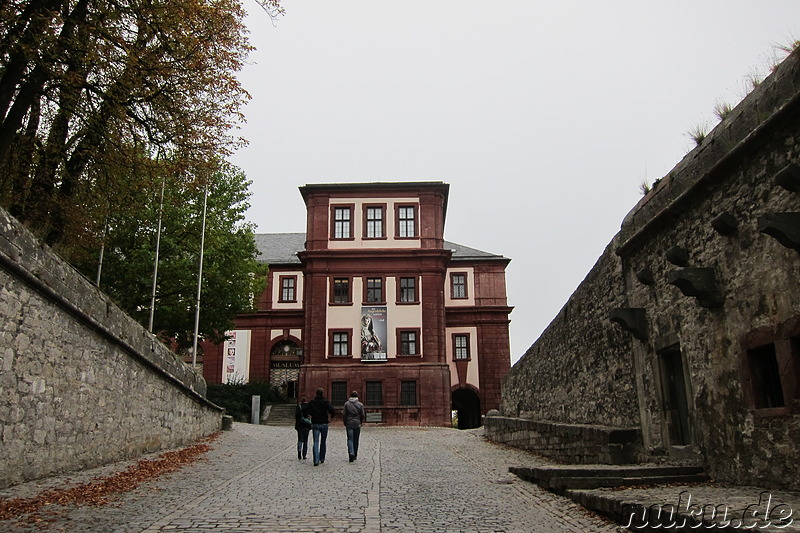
[343,391,366,462]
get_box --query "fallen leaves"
[0,433,219,527]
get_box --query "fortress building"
[487,49,800,490]
[203,181,512,428]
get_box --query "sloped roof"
[253,233,305,265]
[444,241,507,261]
[253,233,507,265]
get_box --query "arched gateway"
[269,340,301,400]
[452,388,481,429]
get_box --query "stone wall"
[499,241,639,429]
[494,49,800,489]
[0,208,223,489]
[484,416,640,465]
[614,46,800,488]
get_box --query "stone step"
[510,465,709,491]
[512,464,705,480]
[545,473,711,491]
[263,404,297,426]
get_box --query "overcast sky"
[230,1,800,364]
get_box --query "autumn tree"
[0,0,282,345]
[0,0,270,248]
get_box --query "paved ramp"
[0,424,629,532]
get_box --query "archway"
[270,340,301,400]
[451,388,481,429]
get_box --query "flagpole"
[95,210,108,287]
[149,175,166,332]
[192,182,209,368]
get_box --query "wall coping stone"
[617,48,800,256]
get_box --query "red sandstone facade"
[203,182,512,427]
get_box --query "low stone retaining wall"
[0,207,223,489]
[484,415,641,465]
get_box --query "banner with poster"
[222,330,251,383]
[360,306,387,362]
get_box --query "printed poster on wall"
[360,306,387,362]
[222,330,251,383]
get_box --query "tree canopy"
[0,0,280,346]
[71,160,267,349]
[0,0,260,247]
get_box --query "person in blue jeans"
[343,391,366,462]
[308,387,335,466]
[294,397,311,460]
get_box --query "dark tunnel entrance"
[451,388,481,429]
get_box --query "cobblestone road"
[1,423,625,532]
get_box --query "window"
[366,277,383,303]
[747,344,785,409]
[365,206,384,238]
[332,278,351,304]
[332,206,352,239]
[330,330,351,357]
[398,330,418,355]
[365,381,383,406]
[397,205,417,238]
[399,277,417,303]
[453,334,470,360]
[400,381,417,406]
[331,381,348,405]
[740,319,800,414]
[279,276,296,302]
[451,273,467,299]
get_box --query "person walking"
[342,391,366,462]
[294,397,311,460]
[308,387,335,466]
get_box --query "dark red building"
[203,182,512,428]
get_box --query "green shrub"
[206,380,287,422]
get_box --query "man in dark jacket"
[343,391,366,462]
[308,387,335,466]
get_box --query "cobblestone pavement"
[0,423,625,532]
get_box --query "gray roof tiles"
[253,233,305,264]
[253,233,506,265]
